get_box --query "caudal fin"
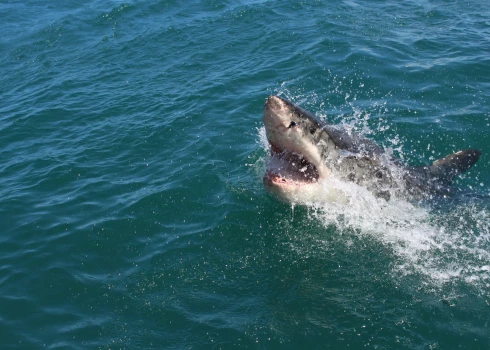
[429,149,481,184]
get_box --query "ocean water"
[1,0,489,348]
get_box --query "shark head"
[263,95,335,202]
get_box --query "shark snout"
[265,95,286,112]
[263,95,294,129]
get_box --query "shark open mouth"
[264,144,320,186]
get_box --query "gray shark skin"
[263,95,481,203]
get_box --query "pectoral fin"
[429,149,481,184]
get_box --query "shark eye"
[288,121,297,128]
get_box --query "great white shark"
[263,95,481,203]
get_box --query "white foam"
[309,184,490,288]
[257,126,269,151]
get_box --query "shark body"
[263,95,481,203]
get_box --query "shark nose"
[265,95,285,111]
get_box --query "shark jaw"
[262,95,332,203]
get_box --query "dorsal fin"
[428,149,481,184]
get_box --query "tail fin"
[428,149,481,184]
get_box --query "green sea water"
[1,0,489,349]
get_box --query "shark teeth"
[265,144,319,185]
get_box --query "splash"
[306,183,490,291]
